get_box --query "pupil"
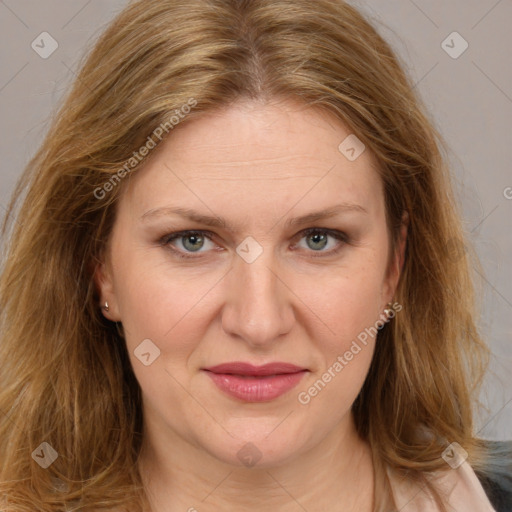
[184,234,203,251]
[308,232,327,250]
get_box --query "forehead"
[121,98,384,223]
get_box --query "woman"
[0,0,510,511]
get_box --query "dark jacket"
[475,440,512,512]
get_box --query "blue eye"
[162,231,215,257]
[296,228,347,255]
[160,228,348,260]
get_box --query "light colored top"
[387,460,496,511]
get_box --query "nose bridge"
[222,244,294,346]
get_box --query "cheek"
[296,259,387,351]
[112,255,209,415]
[111,238,228,379]
[115,261,204,352]
[292,265,385,416]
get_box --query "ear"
[383,210,408,304]
[93,249,122,322]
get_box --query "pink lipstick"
[202,362,308,402]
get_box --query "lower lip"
[204,371,307,402]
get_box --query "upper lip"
[203,362,307,376]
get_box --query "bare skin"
[96,97,407,511]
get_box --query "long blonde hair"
[0,0,493,510]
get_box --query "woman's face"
[97,98,405,468]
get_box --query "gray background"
[0,1,510,440]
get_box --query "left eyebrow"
[284,203,368,228]
[140,203,368,232]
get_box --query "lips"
[204,362,305,376]
[202,362,308,402]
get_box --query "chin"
[193,420,311,470]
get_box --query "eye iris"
[307,232,328,251]
[183,233,204,252]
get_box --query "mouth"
[202,362,308,402]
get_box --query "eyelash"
[159,228,348,260]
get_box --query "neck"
[138,410,375,512]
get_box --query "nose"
[221,248,295,349]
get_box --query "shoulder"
[386,459,497,511]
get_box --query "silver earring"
[103,301,109,312]
[383,302,394,320]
